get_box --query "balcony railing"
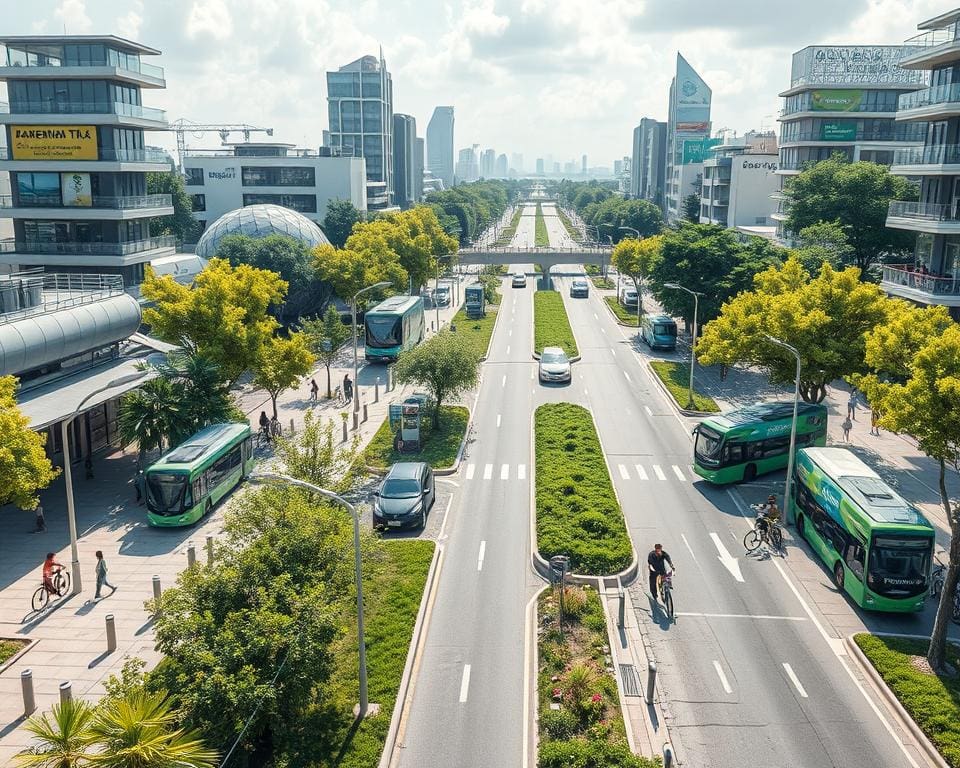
[2,57,164,80]
[0,146,171,163]
[903,28,955,48]
[0,194,172,209]
[893,144,960,165]
[0,235,176,256]
[887,200,960,221]
[882,264,960,296]
[0,101,167,122]
[780,128,926,143]
[0,271,126,324]
[899,82,960,111]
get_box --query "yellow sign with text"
[11,125,98,160]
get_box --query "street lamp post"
[663,283,703,410]
[250,470,375,717]
[352,281,392,414]
[764,334,802,525]
[61,370,149,595]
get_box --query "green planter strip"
[604,295,640,327]
[495,207,524,246]
[649,360,720,413]
[534,291,579,358]
[364,405,470,470]
[535,203,550,246]
[535,403,633,575]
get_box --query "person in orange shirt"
[42,552,64,595]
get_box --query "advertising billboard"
[820,121,858,141]
[811,89,863,112]
[790,46,925,87]
[61,172,92,206]
[11,125,98,160]
[682,137,722,164]
[676,122,710,133]
[674,53,711,126]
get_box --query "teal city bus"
[640,313,677,351]
[692,401,827,484]
[364,295,425,362]
[145,423,255,527]
[794,447,934,612]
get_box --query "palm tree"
[86,691,217,768]
[118,378,187,467]
[169,353,238,440]
[15,698,95,767]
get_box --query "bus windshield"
[694,425,723,462]
[366,316,402,348]
[146,472,189,515]
[653,324,676,337]
[868,536,932,598]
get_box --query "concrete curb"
[378,541,443,768]
[843,634,951,768]
[0,637,37,676]
[645,361,718,418]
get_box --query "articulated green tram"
[145,423,255,527]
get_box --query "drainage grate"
[619,663,641,697]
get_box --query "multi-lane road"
[392,202,930,768]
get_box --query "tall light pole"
[352,281,392,414]
[61,370,149,595]
[434,257,442,331]
[251,471,375,717]
[663,282,703,410]
[764,334,802,525]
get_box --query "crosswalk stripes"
[466,464,475,480]
[483,463,493,480]
[618,464,630,480]
[500,464,509,480]
[653,465,667,481]
[462,462,690,482]
[635,464,648,480]
[518,464,526,480]
[673,465,687,482]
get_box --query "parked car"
[372,462,436,530]
[512,272,527,288]
[432,285,451,307]
[619,287,638,310]
[538,346,572,384]
[570,278,589,298]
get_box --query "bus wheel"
[834,561,845,591]
[742,464,757,483]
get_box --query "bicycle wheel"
[663,587,674,619]
[54,570,70,595]
[31,586,49,612]
[743,529,762,552]
[770,526,783,551]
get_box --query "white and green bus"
[364,295,425,363]
[145,423,255,527]
[794,447,934,613]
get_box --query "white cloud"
[185,0,234,41]
[54,0,93,34]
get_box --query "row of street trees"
[425,180,518,244]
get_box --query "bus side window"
[845,542,865,580]
[192,476,204,504]
[722,443,744,465]
[762,436,790,458]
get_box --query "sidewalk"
[0,296,465,763]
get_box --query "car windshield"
[574,280,586,287]
[515,274,524,279]
[867,536,932,598]
[366,315,402,348]
[694,425,723,462]
[654,324,677,337]
[382,478,422,498]
[542,350,568,364]
[146,472,188,515]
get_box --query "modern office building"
[882,10,960,318]
[511,153,524,174]
[774,43,927,243]
[455,146,478,183]
[0,35,174,286]
[664,53,713,223]
[426,106,454,189]
[422,169,444,195]
[326,52,394,208]
[495,153,508,178]
[392,113,418,208]
[581,154,587,175]
[700,132,779,231]
[479,148,495,178]
[414,137,425,202]
[631,118,667,204]
[535,158,545,174]
[182,142,366,235]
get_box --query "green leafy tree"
[394,330,481,428]
[312,243,404,303]
[165,354,240,437]
[272,409,361,493]
[299,306,351,398]
[783,155,916,274]
[681,192,701,223]
[588,198,663,241]
[14,699,95,768]
[611,235,662,318]
[696,256,891,402]
[252,333,315,418]
[147,171,200,245]
[322,199,362,248]
[118,377,189,466]
[215,233,314,296]
[0,376,59,510]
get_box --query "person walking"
[134,466,145,505]
[847,388,859,421]
[259,410,270,441]
[32,503,46,533]
[343,373,353,403]
[841,416,853,442]
[94,550,117,599]
[870,409,881,437]
[309,378,319,403]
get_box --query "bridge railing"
[459,245,613,253]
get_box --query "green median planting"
[453,303,498,359]
[0,639,26,666]
[854,634,960,767]
[535,202,550,246]
[364,405,469,470]
[495,207,524,246]
[649,360,720,412]
[535,403,633,575]
[534,291,579,358]
[604,295,639,326]
[556,208,582,243]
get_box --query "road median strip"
[534,291,579,359]
[648,360,720,414]
[604,295,640,327]
[363,405,470,472]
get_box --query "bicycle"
[658,570,675,619]
[930,560,960,624]
[745,505,783,552]
[332,384,344,406]
[31,568,69,612]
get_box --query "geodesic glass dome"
[195,204,330,258]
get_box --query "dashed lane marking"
[713,660,733,694]
[783,663,809,698]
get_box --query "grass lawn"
[591,276,615,290]
[534,291,578,357]
[535,403,633,575]
[556,208,582,243]
[604,296,639,327]
[0,639,26,665]
[364,405,470,470]
[854,634,960,767]
[495,207,523,246]
[452,303,499,358]
[649,360,720,412]
[538,587,657,768]
[535,203,550,246]
[326,539,435,768]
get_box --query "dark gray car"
[373,461,436,530]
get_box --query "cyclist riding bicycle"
[755,494,781,534]
[42,552,64,595]
[647,543,675,601]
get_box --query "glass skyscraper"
[427,106,454,189]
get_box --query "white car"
[512,272,527,288]
[539,346,572,384]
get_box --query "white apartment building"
[701,132,779,231]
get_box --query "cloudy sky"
[1,0,949,169]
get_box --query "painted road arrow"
[710,532,745,583]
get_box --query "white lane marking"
[483,463,493,480]
[672,465,687,482]
[618,464,630,480]
[676,612,807,621]
[681,533,697,563]
[497,414,501,428]
[438,493,454,540]
[477,541,486,571]
[500,464,509,480]
[644,405,653,417]
[626,408,631,416]
[459,664,472,703]
[531,369,535,379]
[601,327,607,334]
[509,329,513,337]
[466,464,475,480]
[584,388,589,396]
[506,345,511,355]
[593,312,598,319]
[710,531,745,583]
[713,660,733,694]
[783,663,809,698]
[623,370,631,382]
[502,375,507,387]
[611,348,617,357]
[635,464,648,480]
[653,465,666,480]
[518,464,526,480]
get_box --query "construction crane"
[169,120,274,171]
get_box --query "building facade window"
[191,194,206,212]
[241,166,316,186]
[241,193,317,213]
[16,172,61,205]
[184,168,204,186]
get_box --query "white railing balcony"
[881,264,960,296]
[0,194,172,209]
[887,200,960,221]
[899,82,960,111]
[893,144,960,165]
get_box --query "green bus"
[794,447,934,612]
[692,401,827,484]
[145,423,255,527]
[364,295,425,363]
[640,313,677,351]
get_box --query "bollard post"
[342,420,348,443]
[375,377,380,403]
[363,403,368,423]
[206,535,214,565]
[663,743,674,767]
[152,574,161,602]
[289,418,294,436]
[617,588,625,629]
[186,542,196,568]
[21,669,35,717]
[352,411,359,431]
[645,661,657,704]
[388,366,394,391]
[59,681,73,704]
[105,613,117,652]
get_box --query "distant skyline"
[0,0,948,163]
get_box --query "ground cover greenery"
[604,296,639,327]
[453,303,499,358]
[535,404,633,574]
[556,207,582,242]
[534,291,578,357]
[649,361,719,412]
[363,405,469,470]
[0,638,26,665]
[535,203,550,246]
[394,331,480,429]
[591,276,615,289]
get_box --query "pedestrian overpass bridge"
[457,245,613,288]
